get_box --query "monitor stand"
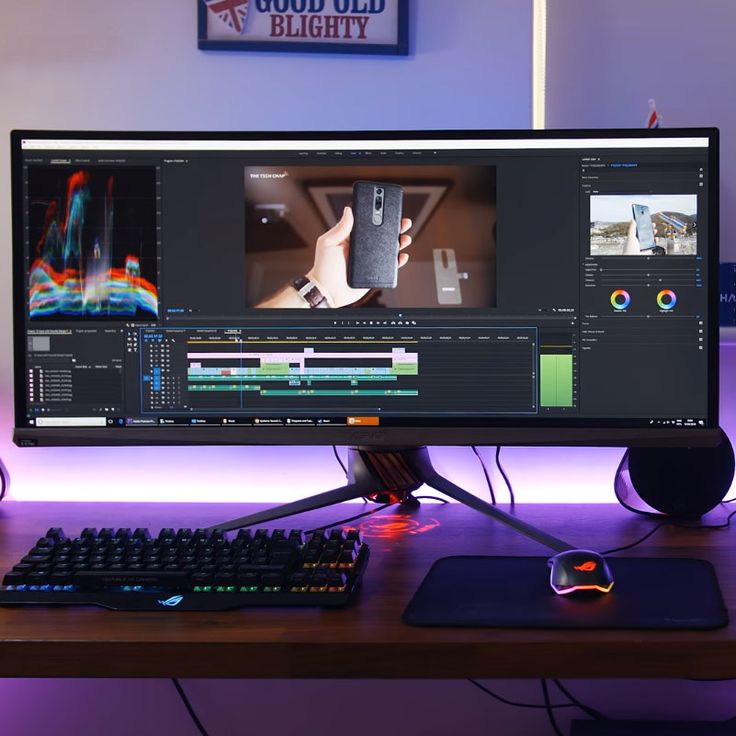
[210,446,572,554]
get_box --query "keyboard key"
[3,571,26,585]
[49,571,72,585]
[190,572,213,585]
[237,572,259,587]
[338,549,358,568]
[27,571,50,585]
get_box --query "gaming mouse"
[547,549,614,595]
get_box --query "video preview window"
[589,194,697,256]
[244,164,497,308]
[27,166,158,320]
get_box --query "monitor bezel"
[11,127,721,448]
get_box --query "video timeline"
[137,327,540,419]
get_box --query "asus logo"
[573,561,597,572]
[157,595,184,607]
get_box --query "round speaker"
[614,429,735,519]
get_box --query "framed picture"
[198,0,409,55]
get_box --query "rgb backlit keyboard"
[0,526,369,610]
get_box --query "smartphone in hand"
[348,181,404,289]
[632,204,656,251]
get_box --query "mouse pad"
[402,556,727,629]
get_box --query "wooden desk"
[0,500,733,679]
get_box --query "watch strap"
[292,276,328,308]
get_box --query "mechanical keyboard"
[0,526,369,610]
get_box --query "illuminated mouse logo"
[157,595,184,607]
[573,561,597,572]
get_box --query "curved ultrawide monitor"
[11,128,720,447]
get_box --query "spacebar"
[73,570,189,588]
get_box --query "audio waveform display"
[28,166,158,320]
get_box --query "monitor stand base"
[210,446,572,553]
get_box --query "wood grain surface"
[0,500,734,678]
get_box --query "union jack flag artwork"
[646,98,661,129]
[204,0,250,35]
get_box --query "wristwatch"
[292,275,329,308]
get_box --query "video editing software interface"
[16,133,712,433]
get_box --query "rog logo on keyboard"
[157,595,184,607]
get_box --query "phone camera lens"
[376,188,383,195]
[375,197,383,208]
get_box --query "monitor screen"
[11,129,720,447]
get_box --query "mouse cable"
[171,679,210,736]
[552,679,608,720]
[467,678,577,711]
[602,506,736,556]
[471,446,497,505]
[541,679,566,736]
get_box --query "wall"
[546,0,736,261]
[0,0,533,502]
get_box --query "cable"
[331,445,347,475]
[541,680,565,736]
[689,507,736,531]
[471,446,497,504]
[602,507,736,556]
[601,522,670,555]
[468,678,577,711]
[494,446,512,503]
[305,502,395,534]
[413,495,449,503]
[495,445,515,505]
[553,679,607,720]
[171,679,210,736]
